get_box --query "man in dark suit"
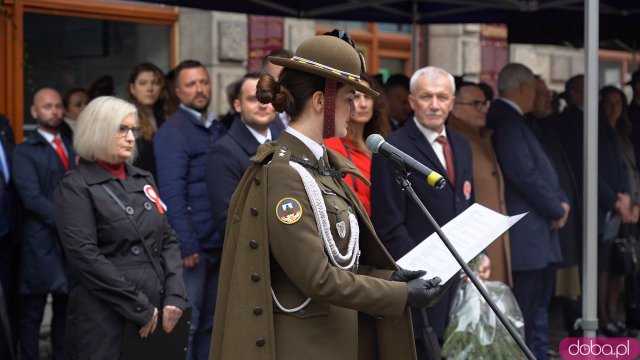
[487,64,569,360]
[205,72,280,239]
[371,66,473,358]
[13,88,75,360]
[0,115,18,360]
[526,76,583,346]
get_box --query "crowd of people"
[0,28,640,360]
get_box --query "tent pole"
[581,0,599,339]
[412,0,419,72]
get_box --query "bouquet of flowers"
[441,256,526,360]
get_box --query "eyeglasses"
[117,124,141,138]
[455,100,490,111]
[323,29,367,74]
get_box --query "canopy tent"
[140,0,640,342]
[138,0,640,47]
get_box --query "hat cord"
[322,79,337,138]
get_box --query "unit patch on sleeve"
[275,197,303,224]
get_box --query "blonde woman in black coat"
[53,96,187,359]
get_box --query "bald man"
[12,87,74,360]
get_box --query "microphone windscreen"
[366,134,384,153]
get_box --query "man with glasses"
[448,81,512,287]
[12,88,74,360]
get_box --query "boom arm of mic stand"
[389,162,536,360]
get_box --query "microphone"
[367,134,446,189]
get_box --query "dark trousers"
[512,266,555,352]
[19,293,67,360]
[0,239,18,359]
[183,249,221,360]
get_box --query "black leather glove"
[406,277,447,308]
[391,268,426,282]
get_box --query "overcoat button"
[249,240,259,249]
[144,202,152,211]
[250,207,259,216]
[152,244,159,253]
[253,307,263,315]
[253,177,261,185]
[126,206,134,215]
[256,338,266,347]
[135,305,144,312]
[131,246,140,255]
[251,273,261,282]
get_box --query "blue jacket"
[154,106,227,256]
[205,117,281,239]
[487,99,567,271]
[13,130,75,294]
[370,118,473,338]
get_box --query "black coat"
[629,100,640,177]
[53,160,187,360]
[12,130,75,294]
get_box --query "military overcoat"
[211,131,416,360]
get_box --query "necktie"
[53,137,70,171]
[435,135,455,185]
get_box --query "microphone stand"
[389,160,536,360]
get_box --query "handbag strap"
[101,183,164,283]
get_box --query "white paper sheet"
[396,203,526,283]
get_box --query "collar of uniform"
[326,147,370,186]
[77,158,145,185]
[285,126,323,160]
[271,130,319,166]
[412,116,448,145]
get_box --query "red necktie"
[436,135,455,185]
[53,137,69,171]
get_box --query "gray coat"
[54,159,187,360]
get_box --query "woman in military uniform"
[211,31,445,360]
[53,97,188,359]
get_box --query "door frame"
[1,0,178,141]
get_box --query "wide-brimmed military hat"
[269,33,378,97]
